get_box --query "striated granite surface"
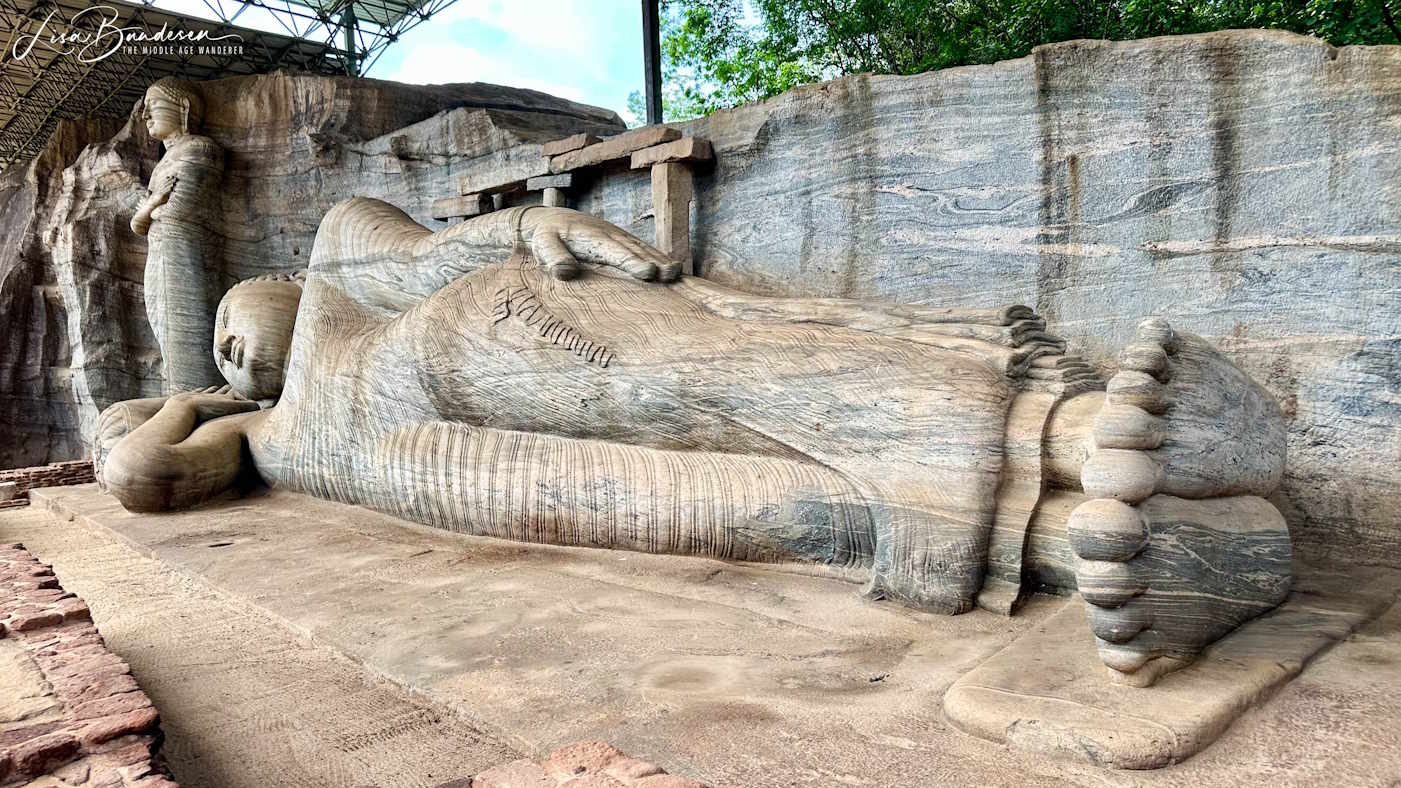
[567,30,1401,569]
[1,30,1398,570]
[0,72,623,469]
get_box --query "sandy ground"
[3,487,1400,787]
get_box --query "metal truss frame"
[0,0,457,171]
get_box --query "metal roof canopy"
[0,0,457,171]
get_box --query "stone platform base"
[468,741,703,787]
[11,484,1401,785]
[944,563,1397,769]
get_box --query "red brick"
[89,738,155,765]
[11,731,79,776]
[62,673,140,705]
[56,598,91,622]
[71,691,153,721]
[0,722,64,749]
[8,610,62,631]
[81,707,160,747]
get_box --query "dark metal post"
[342,6,359,76]
[641,0,662,124]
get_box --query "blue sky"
[146,0,651,123]
[366,0,648,124]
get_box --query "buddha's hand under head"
[169,388,261,424]
[519,207,682,283]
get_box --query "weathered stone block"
[630,137,713,169]
[432,194,491,220]
[526,173,574,190]
[542,132,601,156]
[549,126,681,173]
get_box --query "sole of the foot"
[1070,318,1292,686]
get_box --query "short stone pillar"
[527,174,575,208]
[650,162,693,275]
[632,138,712,276]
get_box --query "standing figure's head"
[142,77,204,141]
[214,272,304,402]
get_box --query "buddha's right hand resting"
[517,206,683,282]
[104,389,263,513]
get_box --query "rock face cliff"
[1,30,1398,570]
[569,30,1401,568]
[0,72,623,468]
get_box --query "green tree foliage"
[631,0,1401,122]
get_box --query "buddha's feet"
[1069,318,1293,686]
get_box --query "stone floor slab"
[9,484,1401,786]
[944,561,1399,768]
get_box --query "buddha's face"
[213,279,302,402]
[141,92,184,141]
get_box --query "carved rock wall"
[0,72,623,469]
[564,30,1401,567]
[0,117,155,470]
[3,31,1397,568]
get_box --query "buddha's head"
[214,272,304,402]
[141,77,204,141]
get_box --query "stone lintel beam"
[459,176,536,196]
[459,154,551,196]
[526,173,574,191]
[431,194,491,220]
[631,137,713,169]
[651,161,693,275]
[549,126,680,174]
[541,133,601,157]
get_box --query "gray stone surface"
[17,485,1401,785]
[0,116,155,470]
[4,29,1399,578]
[0,71,622,470]
[564,30,1401,570]
[945,559,1399,768]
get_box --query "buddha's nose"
[217,334,242,366]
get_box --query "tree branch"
[1382,0,1401,44]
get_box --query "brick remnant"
[0,461,96,510]
[0,543,175,787]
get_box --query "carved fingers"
[527,208,681,283]
[531,231,582,280]
[170,391,260,423]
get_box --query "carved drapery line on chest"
[493,285,614,368]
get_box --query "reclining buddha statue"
[96,198,1293,687]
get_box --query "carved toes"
[1068,498,1149,562]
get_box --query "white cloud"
[379,43,589,103]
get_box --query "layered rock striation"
[0,72,623,469]
[570,30,1401,569]
[2,30,1399,571]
